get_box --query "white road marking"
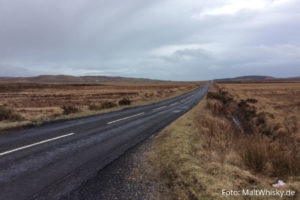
[170,102,178,106]
[107,112,145,124]
[153,106,166,111]
[0,133,75,156]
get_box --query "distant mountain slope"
[214,75,300,82]
[281,76,300,81]
[0,75,161,83]
[214,75,275,82]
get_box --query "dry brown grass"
[220,83,300,177]
[150,82,300,200]
[0,81,203,132]
[0,105,23,121]
[220,82,300,137]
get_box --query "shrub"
[0,105,22,121]
[101,101,117,109]
[61,105,80,115]
[88,104,102,111]
[118,98,131,106]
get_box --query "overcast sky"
[0,0,300,80]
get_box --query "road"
[0,84,209,200]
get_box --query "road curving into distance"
[0,84,210,200]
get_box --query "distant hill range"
[0,75,161,83]
[214,75,300,82]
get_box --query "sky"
[0,0,300,80]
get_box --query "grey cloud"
[160,48,213,63]
[0,0,299,80]
[155,44,300,80]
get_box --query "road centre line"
[153,106,167,111]
[170,102,178,106]
[107,112,145,124]
[0,133,75,156]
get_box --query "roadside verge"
[148,83,300,200]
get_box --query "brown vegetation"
[61,105,80,115]
[100,101,118,109]
[150,82,300,199]
[0,81,202,132]
[220,83,300,177]
[118,97,131,106]
[0,105,22,121]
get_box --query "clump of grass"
[269,150,292,177]
[0,105,23,121]
[61,105,80,115]
[238,136,300,177]
[206,89,233,105]
[89,101,119,110]
[238,135,268,173]
[267,140,300,177]
[206,99,227,116]
[88,104,102,111]
[101,101,117,109]
[118,98,131,106]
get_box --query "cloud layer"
[0,0,299,80]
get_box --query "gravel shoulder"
[61,135,167,200]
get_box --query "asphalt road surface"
[0,84,209,200]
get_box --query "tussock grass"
[100,101,117,109]
[88,104,102,111]
[238,135,268,173]
[61,105,80,115]
[118,97,131,106]
[0,105,23,121]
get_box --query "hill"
[214,75,300,83]
[214,75,274,82]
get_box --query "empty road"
[0,84,209,200]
